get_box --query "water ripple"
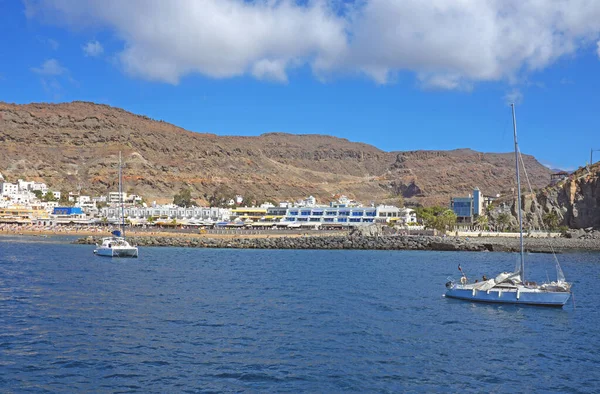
[1,240,600,392]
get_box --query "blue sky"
[2,0,600,170]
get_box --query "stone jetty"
[75,233,600,252]
[76,234,494,252]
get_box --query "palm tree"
[474,215,488,230]
[496,213,511,232]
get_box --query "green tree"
[416,206,456,232]
[497,213,511,232]
[43,191,57,202]
[542,211,560,230]
[173,187,197,207]
[474,214,488,230]
[435,209,457,232]
[32,190,43,200]
[59,191,70,206]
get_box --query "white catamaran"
[94,152,139,258]
[444,104,571,306]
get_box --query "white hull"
[94,246,138,258]
[94,236,138,258]
[445,285,570,307]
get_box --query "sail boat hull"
[445,286,571,306]
[94,236,139,258]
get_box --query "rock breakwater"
[75,234,600,252]
[76,234,491,251]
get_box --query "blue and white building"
[450,187,484,223]
[280,205,413,227]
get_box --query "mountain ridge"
[0,101,552,206]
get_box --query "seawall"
[75,234,600,252]
[76,234,493,252]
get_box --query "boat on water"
[94,230,138,258]
[94,152,139,258]
[444,104,571,307]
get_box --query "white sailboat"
[444,104,571,306]
[94,152,138,258]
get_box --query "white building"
[0,182,18,196]
[17,179,48,194]
[375,205,401,223]
[41,201,59,212]
[100,205,232,223]
[10,191,36,205]
[92,195,108,204]
[126,194,143,204]
[108,192,127,204]
[304,196,317,206]
[399,208,417,224]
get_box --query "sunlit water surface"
[1,236,599,392]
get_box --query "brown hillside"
[0,101,552,206]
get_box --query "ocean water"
[1,236,600,393]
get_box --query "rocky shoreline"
[74,234,600,253]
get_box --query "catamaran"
[444,104,571,306]
[94,152,138,258]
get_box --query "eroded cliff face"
[490,164,600,230]
[560,167,600,228]
[0,101,552,206]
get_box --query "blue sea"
[1,236,600,393]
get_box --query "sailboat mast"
[511,104,525,283]
[119,151,125,237]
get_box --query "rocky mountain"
[0,101,552,206]
[488,162,600,230]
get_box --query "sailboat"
[444,104,571,306]
[94,152,139,258]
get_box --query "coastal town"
[0,171,422,233]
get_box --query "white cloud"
[31,58,68,75]
[83,40,104,57]
[24,0,600,88]
[30,58,76,99]
[37,36,60,50]
[251,59,290,83]
[504,89,523,105]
